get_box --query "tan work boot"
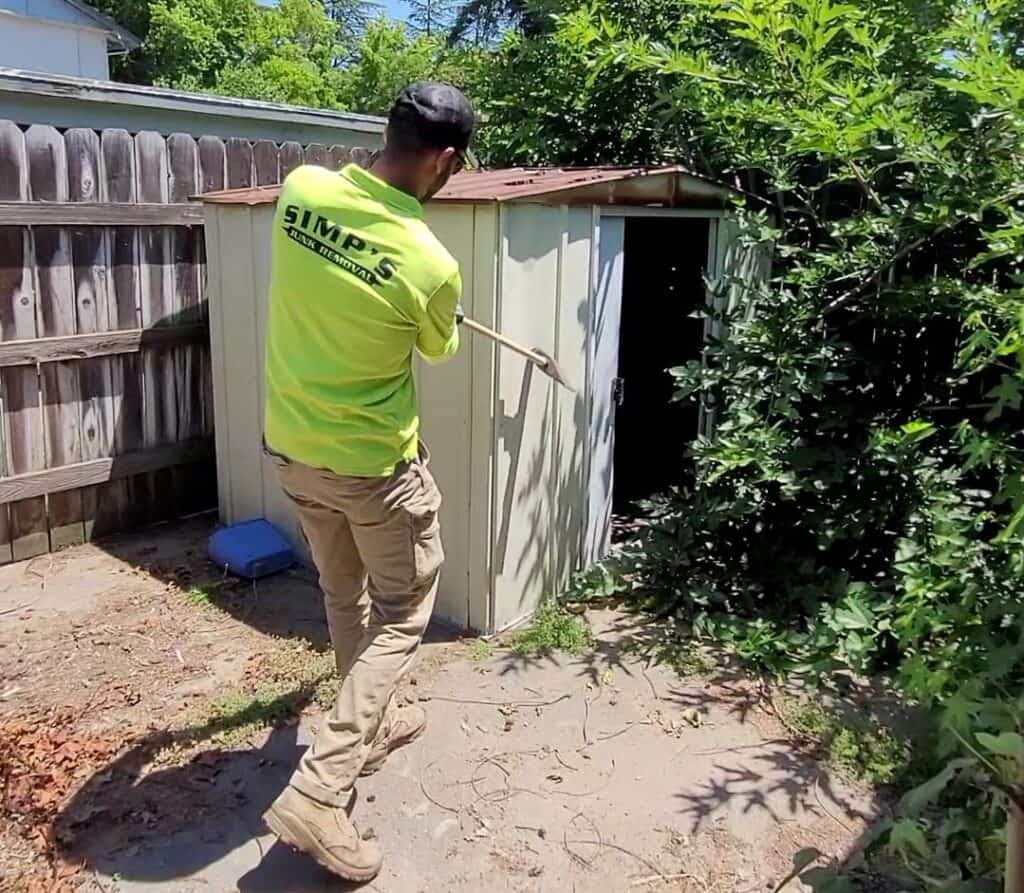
[263,785,382,882]
[361,703,427,776]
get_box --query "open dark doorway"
[613,216,711,515]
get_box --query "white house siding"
[0,11,109,78]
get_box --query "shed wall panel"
[204,206,233,523]
[250,204,299,545]
[217,206,264,523]
[493,204,562,631]
[551,207,593,592]
[417,203,477,629]
[585,215,625,563]
[467,204,499,633]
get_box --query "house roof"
[0,68,386,137]
[60,0,141,51]
[198,165,736,208]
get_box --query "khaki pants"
[267,445,443,807]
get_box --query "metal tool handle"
[460,316,549,369]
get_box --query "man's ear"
[436,146,457,172]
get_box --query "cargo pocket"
[410,509,444,587]
[406,464,444,587]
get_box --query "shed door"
[586,214,625,563]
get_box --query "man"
[260,82,475,882]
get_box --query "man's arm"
[417,270,462,364]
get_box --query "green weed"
[508,603,592,657]
[184,586,216,609]
[466,638,495,662]
[163,640,336,755]
[781,697,910,786]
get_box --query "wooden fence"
[0,120,373,562]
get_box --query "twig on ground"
[692,738,790,757]
[428,693,572,708]
[0,602,31,616]
[420,765,462,815]
[563,812,603,867]
[583,695,592,745]
[545,759,616,799]
[586,722,646,746]
[641,665,661,702]
[565,837,665,877]
[554,750,580,772]
[630,872,703,888]
[813,772,853,832]
[470,755,546,805]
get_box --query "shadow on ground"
[54,677,412,891]
[496,604,878,839]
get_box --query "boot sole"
[360,718,427,776]
[263,804,381,883]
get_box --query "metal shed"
[199,166,746,634]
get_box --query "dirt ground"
[0,516,880,892]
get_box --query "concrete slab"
[83,611,878,893]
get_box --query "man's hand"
[455,304,465,325]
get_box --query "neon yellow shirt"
[264,163,461,477]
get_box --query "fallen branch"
[814,773,853,833]
[0,602,31,616]
[419,765,461,815]
[565,836,665,876]
[427,693,572,709]
[630,872,703,888]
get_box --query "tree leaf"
[898,758,975,817]
[976,732,1024,758]
[887,819,929,858]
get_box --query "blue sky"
[261,0,409,22]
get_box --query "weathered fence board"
[67,126,116,539]
[226,138,254,190]
[0,119,370,559]
[28,124,87,550]
[280,141,304,178]
[304,143,328,167]
[101,127,141,531]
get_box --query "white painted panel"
[467,204,498,633]
[203,205,233,524]
[419,203,476,629]
[551,207,593,592]
[585,214,625,563]
[26,0,97,27]
[493,204,561,631]
[249,205,302,548]
[217,206,264,522]
[75,29,108,79]
[0,15,99,77]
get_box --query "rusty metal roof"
[198,165,734,208]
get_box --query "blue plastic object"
[208,519,295,579]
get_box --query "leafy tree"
[448,0,557,46]
[96,0,371,100]
[407,0,458,38]
[215,0,345,106]
[335,19,474,115]
[468,0,697,166]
